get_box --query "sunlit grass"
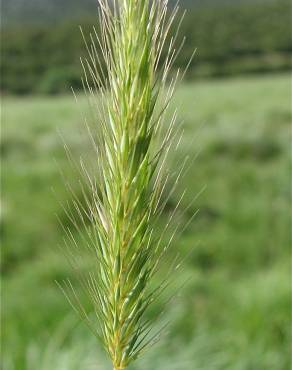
[2,73,291,370]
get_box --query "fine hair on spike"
[58,1,198,370]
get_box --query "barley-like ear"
[60,1,186,369]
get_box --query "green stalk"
[60,1,184,369]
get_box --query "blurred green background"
[1,0,291,369]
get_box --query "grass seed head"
[61,1,186,369]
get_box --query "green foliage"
[180,0,291,78]
[1,74,291,369]
[1,0,291,94]
[38,67,81,94]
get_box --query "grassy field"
[2,74,291,370]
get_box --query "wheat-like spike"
[60,1,187,369]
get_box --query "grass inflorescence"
[59,1,188,369]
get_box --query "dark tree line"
[1,0,290,94]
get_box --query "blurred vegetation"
[1,0,291,94]
[2,74,291,369]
